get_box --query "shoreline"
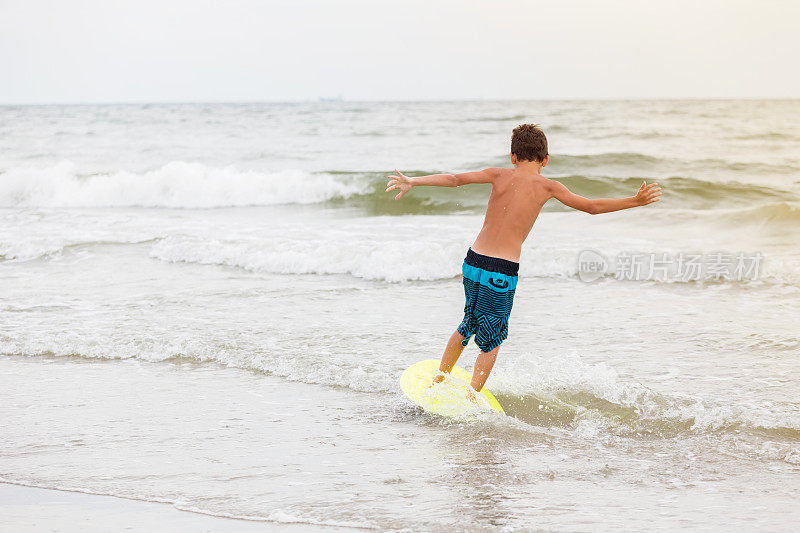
[0,482,360,532]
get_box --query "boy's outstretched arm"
[549,179,662,214]
[385,168,500,200]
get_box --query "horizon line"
[2,95,799,107]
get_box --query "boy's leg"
[470,346,500,392]
[433,330,467,384]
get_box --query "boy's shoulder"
[488,167,531,180]
[497,167,556,187]
[484,167,512,178]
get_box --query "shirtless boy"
[385,124,662,392]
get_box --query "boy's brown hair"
[511,124,548,162]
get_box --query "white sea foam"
[3,330,796,441]
[148,234,595,282]
[491,352,800,439]
[148,234,796,285]
[0,210,162,260]
[0,161,365,208]
[149,235,467,282]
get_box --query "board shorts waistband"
[464,248,519,277]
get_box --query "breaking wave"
[0,161,363,208]
[148,234,796,285]
[1,161,798,214]
[2,344,797,452]
[149,235,469,282]
[492,353,800,446]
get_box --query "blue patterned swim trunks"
[457,248,519,352]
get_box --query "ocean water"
[1,100,799,531]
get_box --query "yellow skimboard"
[399,359,504,417]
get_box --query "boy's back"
[471,165,550,262]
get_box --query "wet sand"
[0,483,354,532]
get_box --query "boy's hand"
[385,169,413,200]
[635,181,662,206]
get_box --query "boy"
[385,124,661,393]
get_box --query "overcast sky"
[1,0,798,104]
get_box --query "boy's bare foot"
[430,372,446,387]
[466,386,483,406]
